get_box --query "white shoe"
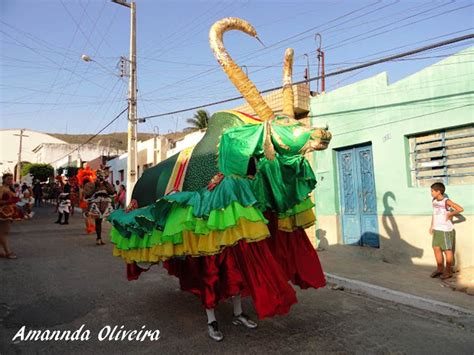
[207,321,224,342]
[232,313,258,329]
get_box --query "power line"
[326,2,473,51]
[330,104,473,136]
[138,33,473,121]
[147,1,470,104]
[139,1,463,101]
[139,0,387,97]
[49,107,128,165]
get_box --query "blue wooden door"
[337,145,379,247]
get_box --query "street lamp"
[81,54,92,62]
[81,54,123,78]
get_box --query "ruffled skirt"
[110,176,325,319]
[163,225,325,319]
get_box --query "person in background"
[17,190,35,219]
[63,178,71,194]
[0,173,23,259]
[14,184,21,198]
[77,167,97,235]
[114,180,121,209]
[68,177,79,217]
[55,193,71,225]
[33,180,43,207]
[115,185,126,209]
[84,170,114,245]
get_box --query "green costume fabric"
[218,124,264,177]
[218,118,316,213]
[108,112,318,261]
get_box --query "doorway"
[337,144,380,247]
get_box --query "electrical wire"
[48,107,128,165]
[140,1,469,101]
[137,34,473,121]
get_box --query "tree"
[186,109,210,130]
[20,162,32,177]
[23,163,54,182]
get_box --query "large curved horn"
[282,48,295,118]
[209,18,274,121]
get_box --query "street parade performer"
[0,172,23,259]
[108,18,332,342]
[84,169,114,246]
[77,166,97,234]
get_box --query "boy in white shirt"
[429,182,464,280]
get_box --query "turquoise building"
[310,47,474,268]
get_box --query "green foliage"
[186,109,210,129]
[20,162,32,177]
[23,163,54,182]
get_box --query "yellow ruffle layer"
[113,218,270,263]
[278,208,316,232]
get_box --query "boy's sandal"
[430,270,443,278]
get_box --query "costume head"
[209,17,331,159]
[77,167,96,186]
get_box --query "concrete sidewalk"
[317,245,474,317]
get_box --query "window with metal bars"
[408,124,474,187]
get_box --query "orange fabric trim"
[220,110,263,124]
[165,146,195,195]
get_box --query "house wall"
[310,47,474,267]
[0,129,66,180]
[33,143,113,171]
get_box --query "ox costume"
[108,17,332,341]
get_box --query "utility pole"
[303,53,311,92]
[112,0,137,205]
[14,129,29,183]
[315,33,325,94]
[153,126,159,166]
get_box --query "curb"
[325,272,474,317]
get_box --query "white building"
[0,129,66,178]
[166,129,206,157]
[32,143,116,171]
[107,129,206,188]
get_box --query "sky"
[1,0,473,136]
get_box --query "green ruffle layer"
[278,197,315,218]
[108,169,315,255]
[162,176,258,217]
[108,176,267,246]
[111,200,268,250]
[111,196,313,252]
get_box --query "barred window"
[409,125,474,187]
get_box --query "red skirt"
[127,216,326,320]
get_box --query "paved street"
[1,206,473,354]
